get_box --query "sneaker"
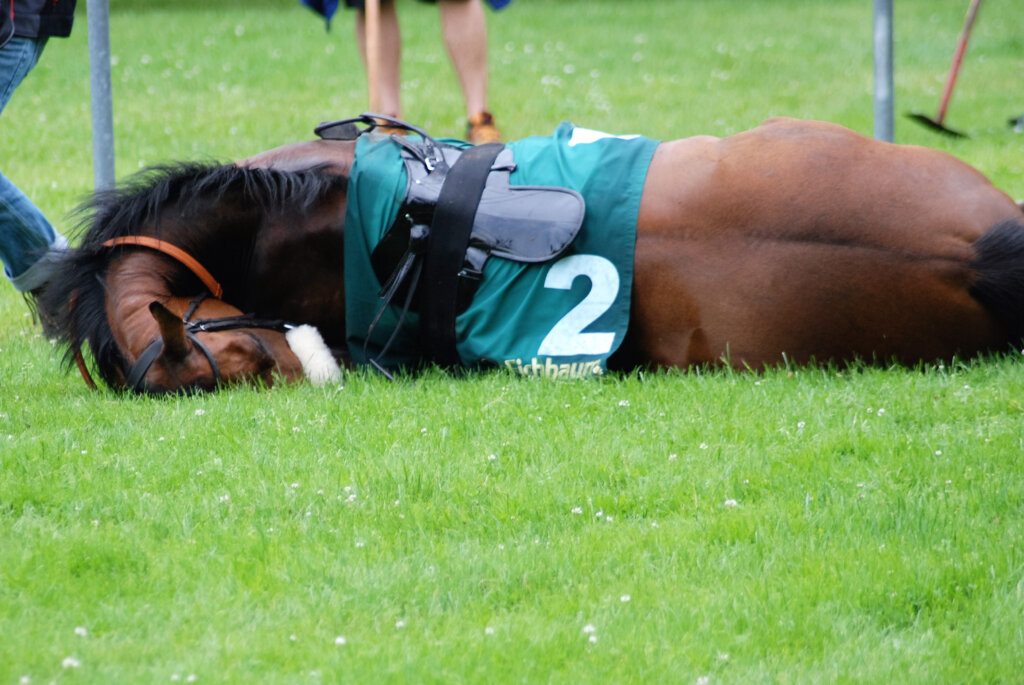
[466,111,502,145]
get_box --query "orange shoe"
[373,115,410,136]
[466,111,503,145]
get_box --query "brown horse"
[40,116,1024,393]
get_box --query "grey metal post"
[86,0,115,190]
[873,0,894,142]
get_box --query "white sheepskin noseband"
[285,325,343,384]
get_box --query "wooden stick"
[365,0,381,113]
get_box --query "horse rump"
[970,218,1024,346]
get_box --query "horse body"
[620,117,1024,368]
[41,117,1024,392]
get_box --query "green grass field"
[3,0,1024,681]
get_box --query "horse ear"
[149,301,190,360]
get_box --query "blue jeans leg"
[0,36,68,292]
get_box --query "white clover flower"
[618,399,630,407]
[620,594,631,602]
[485,627,495,635]
[395,620,406,629]
[74,626,88,637]
[588,635,598,643]
[62,657,81,669]
[582,624,596,634]
[724,499,739,508]
[194,409,206,416]
[334,636,347,646]
[571,507,583,515]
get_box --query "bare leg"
[437,0,489,118]
[354,0,403,117]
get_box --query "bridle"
[77,236,296,393]
[123,292,294,393]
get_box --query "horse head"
[93,248,331,394]
[38,154,352,394]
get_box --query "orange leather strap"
[103,236,224,299]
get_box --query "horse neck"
[231,141,355,340]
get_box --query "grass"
[3,0,1024,682]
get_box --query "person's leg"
[437,0,501,143]
[0,36,68,292]
[353,0,403,117]
[437,0,488,118]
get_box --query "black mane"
[78,160,344,248]
[38,161,347,388]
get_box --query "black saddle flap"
[472,181,584,263]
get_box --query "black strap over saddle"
[316,114,586,369]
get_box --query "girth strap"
[420,142,504,367]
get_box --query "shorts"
[345,0,512,8]
[344,0,440,8]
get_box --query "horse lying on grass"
[39,115,1024,393]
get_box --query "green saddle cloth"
[344,122,660,377]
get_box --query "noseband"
[78,237,295,392]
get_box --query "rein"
[77,236,294,392]
[103,236,224,298]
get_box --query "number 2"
[537,254,619,356]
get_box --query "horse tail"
[970,218,1024,345]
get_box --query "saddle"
[316,114,586,368]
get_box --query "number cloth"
[343,122,660,376]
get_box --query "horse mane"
[38,161,348,387]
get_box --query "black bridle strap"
[125,294,220,393]
[124,331,223,393]
[123,306,297,392]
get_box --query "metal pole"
[873,0,894,142]
[86,0,115,190]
